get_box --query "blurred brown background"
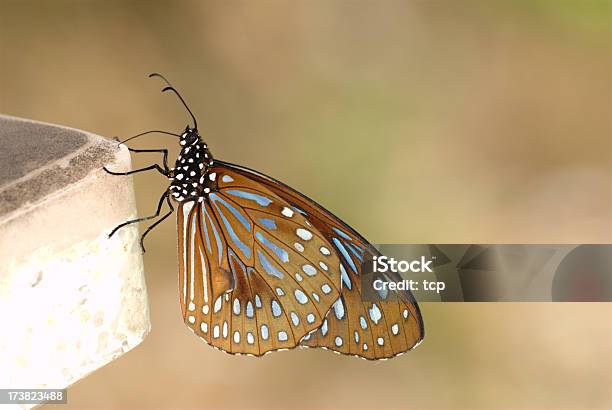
[1,1,610,409]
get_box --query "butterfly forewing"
[215,161,425,359]
[178,168,343,356]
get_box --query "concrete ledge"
[0,115,150,404]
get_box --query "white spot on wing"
[321,319,328,335]
[302,264,317,276]
[333,299,345,320]
[271,300,282,317]
[261,325,269,340]
[294,289,308,304]
[290,312,300,326]
[369,304,382,324]
[296,228,313,241]
[214,296,222,313]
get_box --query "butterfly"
[104,73,424,360]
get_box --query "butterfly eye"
[183,131,198,145]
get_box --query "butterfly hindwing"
[303,229,424,359]
[215,161,425,359]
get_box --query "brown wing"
[215,161,424,360]
[177,167,343,356]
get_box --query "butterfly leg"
[138,195,175,252]
[108,191,171,252]
[125,147,170,173]
[103,163,168,177]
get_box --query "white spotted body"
[168,128,215,203]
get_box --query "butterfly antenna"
[118,130,181,146]
[149,73,198,130]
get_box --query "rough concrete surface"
[0,115,150,408]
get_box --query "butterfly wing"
[301,238,424,359]
[177,169,343,356]
[214,160,425,360]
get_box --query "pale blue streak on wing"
[225,189,273,207]
[257,218,277,230]
[257,249,284,279]
[332,227,352,241]
[291,205,308,216]
[227,248,242,292]
[203,206,223,265]
[377,285,388,300]
[255,231,289,263]
[332,237,358,273]
[210,193,251,232]
[211,198,251,259]
[201,206,212,253]
[347,242,364,262]
[340,263,352,290]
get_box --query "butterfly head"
[179,126,200,147]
